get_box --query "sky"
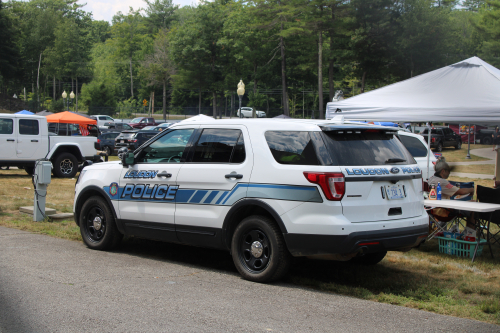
[78,0,201,23]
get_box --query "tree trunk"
[213,91,217,118]
[76,77,78,112]
[361,71,366,93]
[129,57,134,98]
[318,30,324,119]
[253,63,258,95]
[163,81,167,121]
[231,93,234,118]
[53,76,56,101]
[199,87,202,114]
[328,3,337,102]
[280,34,288,116]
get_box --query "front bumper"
[284,225,428,257]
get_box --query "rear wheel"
[79,196,122,250]
[231,215,291,283]
[52,152,78,178]
[482,137,492,145]
[436,142,443,152]
[455,141,462,150]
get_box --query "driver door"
[118,126,198,242]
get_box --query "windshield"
[130,118,142,123]
[322,130,416,166]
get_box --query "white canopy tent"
[326,56,500,124]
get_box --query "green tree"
[0,0,20,84]
[111,8,147,99]
[140,28,176,120]
[476,0,500,67]
[143,0,178,33]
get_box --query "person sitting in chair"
[428,159,476,228]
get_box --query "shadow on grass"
[112,237,444,302]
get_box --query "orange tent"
[45,111,96,125]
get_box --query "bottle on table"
[436,182,442,200]
[429,184,437,200]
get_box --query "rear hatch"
[115,132,137,147]
[320,125,423,223]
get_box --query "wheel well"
[75,187,117,226]
[222,200,287,250]
[51,146,83,163]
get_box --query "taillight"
[303,172,345,201]
[431,137,435,143]
[97,139,100,143]
[132,139,137,142]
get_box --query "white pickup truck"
[0,113,100,178]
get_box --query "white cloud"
[78,0,201,23]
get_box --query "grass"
[452,164,495,175]
[436,146,493,162]
[1,166,500,325]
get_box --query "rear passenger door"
[175,125,253,247]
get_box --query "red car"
[128,117,157,129]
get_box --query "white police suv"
[74,116,428,282]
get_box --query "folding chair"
[476,185,500,258]
[424,181,459,240]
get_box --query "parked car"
[114,129,159,153]
[156,122,173,128]
[398,130,437,180]
[475,128,496,145]
[0,113,99,177]
[96,132,120,155]
[236,107,266,118]
[90,115,115,127]
[420,127,462,152]
[128,117,157,129]
[99,122,134,133]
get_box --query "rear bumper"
[284,225,428,257]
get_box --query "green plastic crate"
[436,236,487,259]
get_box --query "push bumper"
[284,225,428,257]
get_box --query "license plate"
[121,140,124,143]
[385,185,405,200]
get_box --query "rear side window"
[265,131,319,165]
[19,119,39,135]
[192,129,244,163]
[399,135,427,158]
[0,119,13,134]
[322,130,415,166]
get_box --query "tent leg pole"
[466,123,471,159]
[426,123,431,181]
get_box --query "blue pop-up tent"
[16,110,34,115]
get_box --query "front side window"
[137,129,194,163]
[192,128,244,163]
[130,118,142,124]
[399,135,428,158]
[0,119,13,134]
[265,131,319,165]
[19,119,39,135]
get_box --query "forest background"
[1,0,500,119]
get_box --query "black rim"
[84,206,107,242]
[238,228,271,273]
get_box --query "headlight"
[76,170,87,186]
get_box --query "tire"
[455,141,462,150]
[79,196,123,250]
[231,215,291,283]
[102,145,112,156]
[351,251,387,265]
[436,142,443,152]
[24,166,34,176]
[52,153,78,178]
[482,137,492,145]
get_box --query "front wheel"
[102,145,112,156]
[436,143,443,152]
[482,137,492,145]
[231,216,291,283]
[455,141,462,150]
[79,196,122,250]
[52,152,78,178]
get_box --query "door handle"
[7,139,15,142]
[157,172,172,178]
[225,173,243,179]
[31,140,38,142]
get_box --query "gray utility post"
[33,161,52,222]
